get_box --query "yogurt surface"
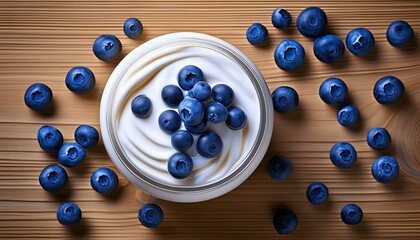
[112,42,261,187]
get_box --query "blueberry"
[184,118,209,134]
[346,28,375,56]
[246,23,268,46]
[92,34,122,62]
[178,65,204,90]
[267,155,292,180]
[306,182,329,205]
[190,81,211,101]
[178,98,204,125]
[386,20,414,47]
[138,203,164,228]
[158,110,181,133]
[197,131,223,158]
[123,18,143,39]
[24,83,53,111]
[90,167,119,194]
[319,78,348,106]
[329,142,357,168]
[171,130,194,152]
[226,107,247,130]
[271,86,299,113]
[65,66,95,93]
[168,152,194,179]
[313,34,345,64]
[57,202,82,226]
[39,164,68,191]
[206,102,228,124]
[373,76,405,105]
[272,8,291,29]
[341,204,363,225]
[366,128,391,150]
[337,105,360,127]
[37,125,63,152]
[131,95,152,118]
[75,124,99,149]
[273,209,298,234]
[161,85,184,108]
[211,84,235,107]
[297,7,328,39]
[58,142,86,168]
[274,40,305,71]
[371,156,399,183]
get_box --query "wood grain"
[0,0,419,239]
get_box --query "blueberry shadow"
[353,218,373,237]
[357,42,382,63]
[72,85,101,100]
[277,105,306,123]
[285,54,313,79]
[100,184,125,201]
[324,49,351,70]
[69,161,91,175]
[394,34,419,54]
[50,182,73,201]
[33,100,57,117]
[67,219,90,239]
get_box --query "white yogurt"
[114,45,260,186]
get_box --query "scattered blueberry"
[211,84,235,107]
[246,23,268,46]
[197,131,223,158]
[171,130,194,152]
[24,83,53,111]
[329,142,357,168]
[313,34,345,64]
[123,18,143,39]
[168,152,194,179]
[184,118,209,134]
[337,105,360,127]
[271,86,299,113]
[373,76,405,104]
[39,164,68,191]
[272,8,291,29]
[386,20,414,47]
[297,7,328,38]
[90,167,119,194]
[341,204,363,225]
[58,142,86,168]
[57,202,82,226]
[92,34,122,62]
[190,81,211,101]
[158,110,181,133]
[346,28,375,56]
[319,78,348,106]
[226,107,247,130]
[274,40,305,71]
[206,102,228,124]
[138,203,164,228]
[75,124,99,149]
[366,128,391,150]
[306,182,329,205]
[131,95,152,118]
[65,66,95,93]
[371,156,399,183]
[161,85,184,108]
[178,65,204,90]
[267,155,292,180]
[178,97,204,125]
[37,125,63,152]
[273,209,298,234]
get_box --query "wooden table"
[1,0,419,239]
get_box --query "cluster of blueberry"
[24,18,165,229]
[249,6,412,235]
[131,65,247,179]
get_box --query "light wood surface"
[1,0,419,239]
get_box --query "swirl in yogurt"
[113,45,260,186]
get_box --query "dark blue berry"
[313,34,345,64]
[371,156,399,183]
[337,105,360,127]
[197,131,223,158]
[37,125,63,152]
[387,20,414,47]
[178,97,204,126]
[161,85,184,108]
[373,76,404,105]
[58,142,86,168]
[57,202,82,226]
[138,203,164,228]
[267,155,292,180]
[158,110,181,133]
[90,167,119,194]
[271,86,299,113]
[123,18,143,39]
[272,8,291,29]
[171,130,194,152]
[75,124,99,149]
[184,118,209,134]
[190,81,211,101]
[346,28,375,56]
[24,83,53,111]
[225,107,247,130]
[206,102,228,124]
[131,95,152,118]
[306,182,329,205]
[39,164,68,191]
[273,209,298,234]
[65,66,95,93]
[168,152,193,179]
[211,84,235,107]
[319,78,348,106]
[274,40,305,71]
[92,34,122,62]
[178,65,204,90]
[341,204,363,225]
[329,142,357,168]
[366,128,391,150]
[297,7,328,38]
[246,23,268,46]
